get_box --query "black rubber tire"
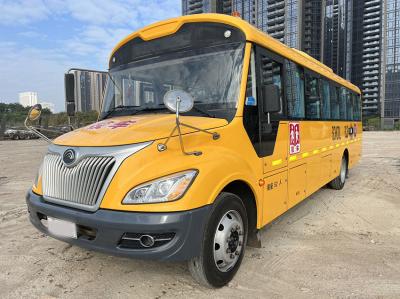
[329,155,348,190]
[188,192,248,288]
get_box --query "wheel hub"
[213,210,244,272]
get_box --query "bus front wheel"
[188,192,248,288]
[329,155,348,190]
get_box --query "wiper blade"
[102,105,140,119]
[192,106,215,118]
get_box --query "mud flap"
[247,229,262,248]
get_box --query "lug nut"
[230,254,235,259]
[235,251,239,255]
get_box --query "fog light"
[139,235,155,248]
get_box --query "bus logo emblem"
[289,122,301,155]
[63,149,76,165]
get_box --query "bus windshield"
[101,43,244,121]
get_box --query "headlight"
[122,170,198,204]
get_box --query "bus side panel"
[288,164,307,208]
[321,154,333,183]
[262,170,288,225]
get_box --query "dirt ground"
[0,131,399,298]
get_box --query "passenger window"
[347,92,354,121]
[286,61,305,119]
[330,84,340,120]
[339,88,347,120]
[256,47,285,157]
[353,94,361,121]
[321,79,331,119]
[243,51,260,154]
[259,55,285,119]
[305,73,321,119]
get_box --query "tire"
[188,192,248,288]
[329,155,348,190]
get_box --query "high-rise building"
[71,70,107,113]
[182,0,223,14]
[19,92,38,107]
[182,1,323,60]
[323,0,351,78]
[381,0,400,123]
[359,0,383,116]
[181,0,399,123]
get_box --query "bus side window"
[321,79,331,119]
[256,47,285,157]
[305,72,321,119]
[285,60,305,119]
[243,49,261,154]
[339,87,347,120]
[347,90,354,121]
[330,84,340,120]
[354,94,361,121]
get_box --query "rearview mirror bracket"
[157,92,220,156]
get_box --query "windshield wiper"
[192,106,216,118]
[102,105,140,119]
[139,107,170,112]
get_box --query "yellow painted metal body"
[32,14,362,230]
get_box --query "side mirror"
[27,104,42,121]
[66,102,76,117]
[65,73,75,116]
[163,90,194,114]
[262,84,281,113]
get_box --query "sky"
[0,0,181,111]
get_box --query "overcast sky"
[0,0,180,111]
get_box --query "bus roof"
[111,13,361,95]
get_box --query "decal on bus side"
[289,122,300,155]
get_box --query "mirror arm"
[157,94,220,156]
[24,117,52,144]
[179,122,220,140]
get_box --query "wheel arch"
[220,180,261,248]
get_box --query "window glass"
[243,50,261,154]
[353,94,361,121]
[339,87,347,119]
[347,91,354,120]
[256,48,285,157]
[286,60,305,118]
[330,84,340,120]
[259,55,285,119]
[305,73,321,119]
[321,79,331,119]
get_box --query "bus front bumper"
[26,190,211,261]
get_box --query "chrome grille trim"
[42,154,115,207]
[41,141,153,211]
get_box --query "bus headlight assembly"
[122,170,198,204]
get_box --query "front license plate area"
[48,217,77,239]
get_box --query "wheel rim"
[213,210,244,273]
[340,157,346,183]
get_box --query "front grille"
[42,153,115,208]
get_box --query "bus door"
[253,46,288,225]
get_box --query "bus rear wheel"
[188,192,248,288]
[329,155,348,190]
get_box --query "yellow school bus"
[26,14,362,287]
